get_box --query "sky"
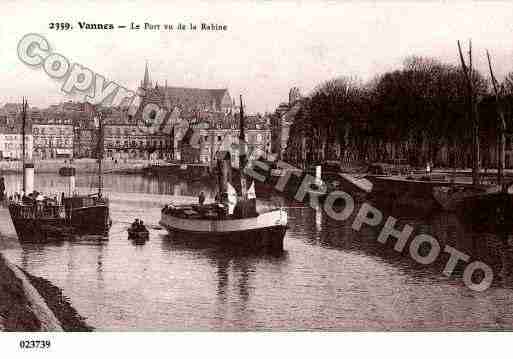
[1,0,513,113]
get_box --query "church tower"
[136,61,165,125]
[140,61,152,90]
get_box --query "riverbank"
[0,253,92,331]
[0,159,153,174]
[22,269,93,331]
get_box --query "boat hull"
[128,229,149,244]
[143,163,211,180]
[160,210,288,251]
[70,205,110,236]
[456,192,513,231]
[8,205,71,243]
[366,175,457,212]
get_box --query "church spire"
[142,61,151,89]
[164,80,172,110]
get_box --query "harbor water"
[1,173,513,330]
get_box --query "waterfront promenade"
[0,159,153,174]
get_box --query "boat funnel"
[62,167,77,195]
[315,165,322,185]
[69,174,76,195]
[23,163,34,194]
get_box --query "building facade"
[179,116,272,167]
[0,104,33,160]
[271,87,302,159]
[0,130,33,160]
[136,62,234,123]
[32,113,74,159]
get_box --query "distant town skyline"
[2,1,513,113]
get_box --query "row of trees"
[283,55,513,168]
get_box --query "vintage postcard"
[0,0,512,357]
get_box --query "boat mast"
[21,97,25,193]
[486,50,507,191]
[21,98,26,193]
[458,40,480,185]
[239,95,247,199]
[97,111,104,197]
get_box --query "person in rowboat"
[130,219,141,231]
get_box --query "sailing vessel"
[8,101,110,242]
[432,46,513,229]
[8,99,70,242]
[364,42,513,223]
[160,96,288,251]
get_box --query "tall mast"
[457,40,480,185]
[239,95,247,198]
[486,50,507,190]
[21,98,26,192]
[97,111,104,197]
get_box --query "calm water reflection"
[2,173,513,330]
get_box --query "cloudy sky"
[1,0,513,113]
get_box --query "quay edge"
[0,253,92,331]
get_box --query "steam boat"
[160,202,288,250]
[160,96,288,251]
[8,100,110,243]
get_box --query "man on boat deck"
[35,192,45,214]
[199,192,206,205]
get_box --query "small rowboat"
[128,227,149,244]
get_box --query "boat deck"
[162,202,259,220]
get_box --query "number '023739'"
[19,340,51,349]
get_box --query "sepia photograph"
[1,0,513,356]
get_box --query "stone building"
[103,106,176,160]
[73,111,97,159]
[124,62,238,160]
[136,62,234,122]
[0,103,33,160]
[0,126,33,160]
[178,114,272,167]
[271,87,302,159]
[32,113,74,159]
